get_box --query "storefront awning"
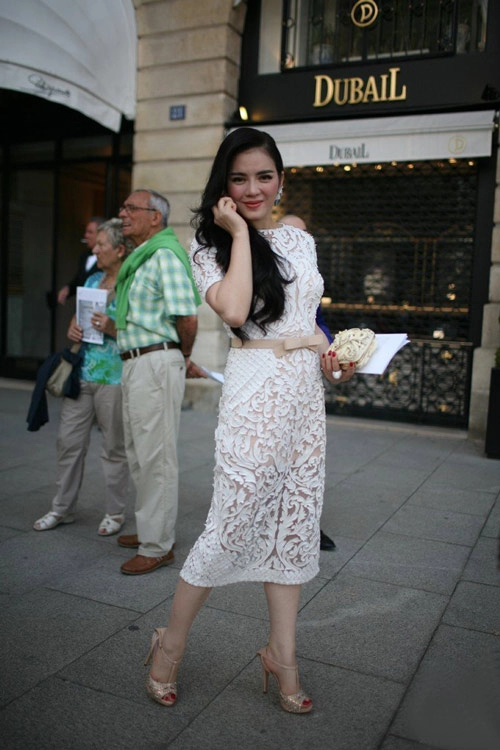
[0,0,136,133]
[259,111,497,166]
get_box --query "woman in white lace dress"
[144,128,355,714]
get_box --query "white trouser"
[121,349,186,557]
[52,382,129,517]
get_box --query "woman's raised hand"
[212,196,247,236]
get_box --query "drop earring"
[274,186,283,206]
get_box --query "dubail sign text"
[314,66,407,108]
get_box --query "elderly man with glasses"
[115,189,204,575]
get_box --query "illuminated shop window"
[275,0,489,70]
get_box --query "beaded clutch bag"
[328,328,377,369]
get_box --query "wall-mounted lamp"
[239,106,249,121]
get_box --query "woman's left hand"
[320,350,356,384]
[91,312,115,338]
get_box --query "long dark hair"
[191,127,293,339]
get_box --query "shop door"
[1,145,131,380]
[282,159,479,427]
[5,168,55,370]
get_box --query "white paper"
[200,366,225,384]
[357,333,410,375]
[76,286,107,344]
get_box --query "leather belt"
[230,334,323,358]
[120,342,181,361]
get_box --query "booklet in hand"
[76,286,107,344]
[357,333,409,375]
[200,366,225,384]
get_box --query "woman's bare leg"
[150,578,211,682]
[263,582,301,694]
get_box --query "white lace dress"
[181,225,326,586]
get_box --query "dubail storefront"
[234,0,500,433]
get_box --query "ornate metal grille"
[279,158,478,426]
[282,0,488,69]
[324,340,473,426]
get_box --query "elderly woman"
[34,218,131,536]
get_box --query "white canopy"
[0,0,136,132]
[260,110,497,166]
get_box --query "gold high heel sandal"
[144,628,181,707]
[256,646,313,714]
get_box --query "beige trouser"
[52,382,129,517]
[121,349,186,557]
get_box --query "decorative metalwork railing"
[324,339,473,427]
[282,0,489,70]
[281,159,478,428]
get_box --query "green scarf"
[115,227,201,329]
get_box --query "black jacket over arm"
[26,348,82,432]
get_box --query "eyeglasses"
[119,203,157,214]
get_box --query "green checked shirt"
[116,246,198,353]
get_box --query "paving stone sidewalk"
[0,381,499,750]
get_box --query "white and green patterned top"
[116,246,198,352]
[80,273,122,385]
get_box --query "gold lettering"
[349,77,364,104]
[388,67,407,101]
[313,75,334,107]
[362,76,380,102]
[379,73,388,101]
[333,79,349,106]
[312,68,407,108]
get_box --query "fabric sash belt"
[230,334,323,358]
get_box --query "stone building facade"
[130,1,499,435]
[0,0,498,439]
[132,0,247,409]
[469,152,500,437]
